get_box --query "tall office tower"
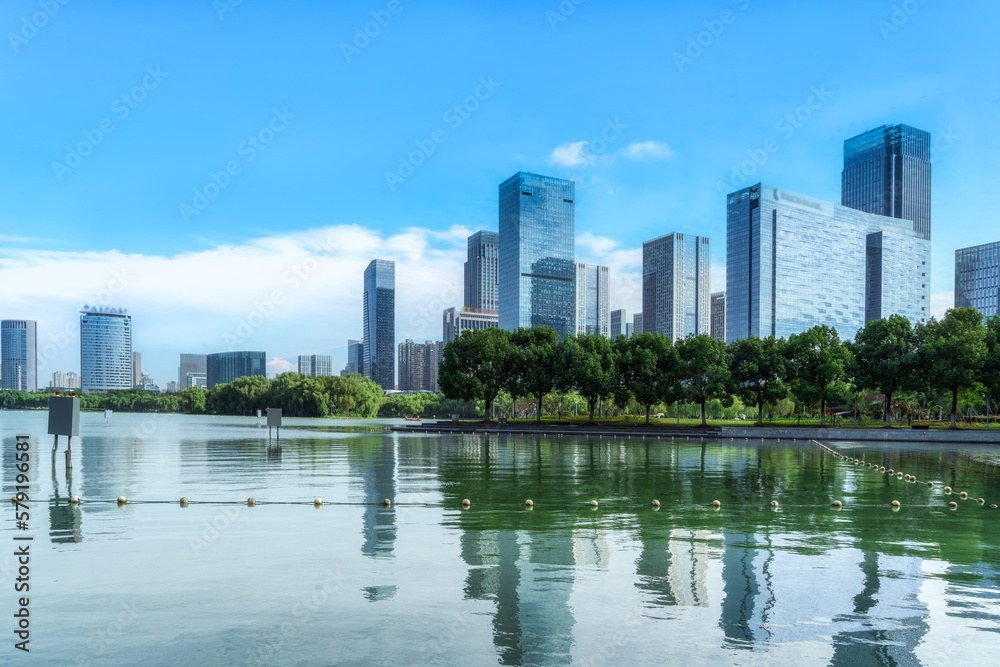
[344,339,363,375]
[575,263,610,337]
[427,340,444,393]
[498,172,576,339]
[842,124,931,240]
[1,320,37,392]
[726,183,929,343]
[178,353,207,390]
[443,307,499,345]
[633,313,643,335]
[80,307,132,393]
[311,355,332,377]
[363,259,395,390]
[955,241,1000,318]
[625,322,634,339]
[711,292,726,342]
[298,355,310,376]
[642,233,711,342]
[206,351,266,389]
[464,231,500,312]
[397,339,426,391]
[132,351,142,387]
[50,371,80,390]
[610,309,626,339]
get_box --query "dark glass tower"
[464,230,499,312]
[206,351,265,389]
[498,172,575,339]
[842,124,931,240]
[363,259,395,390]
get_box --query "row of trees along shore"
[439,308,1000,429]
[0,372,481,419]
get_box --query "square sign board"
[267,408,282,427]
[48,396,81,437]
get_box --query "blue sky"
[1,0,998,386]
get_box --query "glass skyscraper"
[363,259,395,390]
[642,233,710,341]
[80,307,132,393]
[206,351,266,389]
[726,183,929,342]
[842,124,931,240]
[1,319,37,392]
[575,263,610,337]
[343,339,363,375]
[610,309,626,339]
[711,292,726,342]
[465,230,499,312]
[955,241,1000,318]
[498,172,576,339]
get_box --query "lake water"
[2,411,999,665]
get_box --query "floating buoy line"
[811,439,997,513]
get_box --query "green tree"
[508,326,560,423]
[614,333,680,424]
[850,315,919,428]
[676,334,733,426]
[325,373,384,417]
[983,315,1000,416]
[729,335,788,426]
[557,333,616,423]
[439,328,516,423]
[787,325,852,427]
[180,387,207,414]
[918,308,988,429]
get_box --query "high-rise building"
[132,351,142,387]
[726,183,929,342]
[625,323,634,339]
[1,320,37,392]
[610,309,626,339]
[711,292,726,342]
[206,351,266,389]
[443,307,499,345]
[575,263,610,337]
[842,124,931,240]
[955,241,1000,318]
[363,259,395,390]
[186,373,207,389]
[80,307,132,393]
[343,339,363,375]
[178,353,207,390]
[498,172,576,339]
[50,371,81,390]
[397,339,442,392]
[165,381,180,393]
[642,233,711,342]
[298,354,332,377]
[465,231,499,312]
[633,313,643,336]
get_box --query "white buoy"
[712,500,721,509]
[462,499,471,508]
[832,500,843,508]
[651,499,661,508]
[71,496,81,504]
[770,501,779,508]
[247,497,257,506]
[524,499,533,507]
[590,500,598,508]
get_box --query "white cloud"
[547,141,595,169]
[268,357,294,375]
[575,232,643,317]
[0,224,466,386]
[931,290,953,319]
[618,141,674,161]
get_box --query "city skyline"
[1,1,994,384]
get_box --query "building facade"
[132,351,142,387]
[498,172,576,339]
[443,307,499,345]
[397,339,443,392]
[955,241,1000,318]
[343,339,363,375]
[625,323,634,339]
[610,309,626,339]
[711,292,726,342]
[575,263,610,337]
[50,371,81,390]
[179,353,207,390]
[842,124,931,240]
[363,259,395,390]
[1,319,37,392]
[206,351,266,389]
[642,233,711,342]
[726,183,929,342]
[465,230,500,312]
[298,354,332,377]
[186,373,207,389]
[80,307,132,393]
[633,313,643,336]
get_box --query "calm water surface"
[2,411,999,665]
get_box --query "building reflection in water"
[349,436,397,558]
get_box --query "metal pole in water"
[65,435,72,469]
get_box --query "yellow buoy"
[179,497,189,506]
[117,496,127,505]
[314,498,323,506]
[383,499,392,507]
[770,501,779,508]
[651,499,661,508]
[247,497,256,506]
[590,500,598,508]
[461,499,471,508]
[712,500,721,508]
[832,500,843,508]
[891,500,900,508]
[944,486,952,493]
[524,499,533,507]
[948,501,958,510]
[959,492,968,500]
